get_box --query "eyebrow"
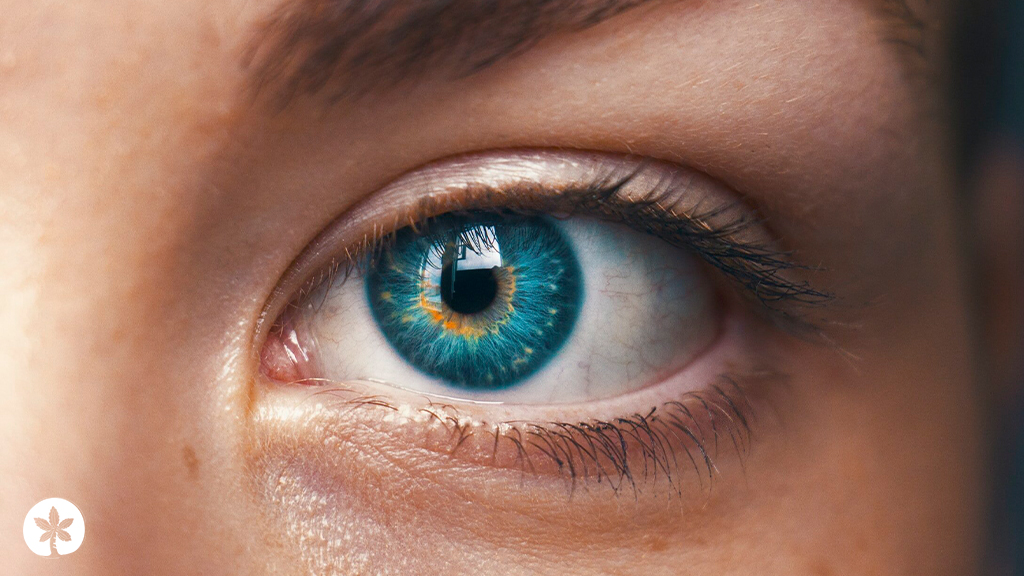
[245,0,927,105]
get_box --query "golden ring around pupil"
[417,266,518,339]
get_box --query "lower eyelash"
[295,371,780,499]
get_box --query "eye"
[310,210,718,402]
[256,150,829,489]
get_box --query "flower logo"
[22,498,85,557]
[34,506,73,557]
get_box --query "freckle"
[182,446,199,480]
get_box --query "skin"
[0,0,1012,574]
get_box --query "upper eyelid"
[254,149,832,349]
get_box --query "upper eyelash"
[279,168,833,332]
[551,172,833,307]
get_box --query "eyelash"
[262,163,826,494]
[284,370,777,497]
[277,169,831,325]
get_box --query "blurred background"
[977,0,1024,573]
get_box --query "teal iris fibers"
[366,214,583,390]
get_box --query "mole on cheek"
[182,445,200,479]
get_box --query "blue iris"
[366,213,583,390]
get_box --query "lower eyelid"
[246,362,787,576]
[261,377,755,481]
[247,371,785,553]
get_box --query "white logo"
[23,498,85,558]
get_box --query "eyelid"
[254,149,831,350]
[251,367,774,493]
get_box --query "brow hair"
[244,0,930,106]
[244,0,656,104]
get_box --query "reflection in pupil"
[440,264,498,314]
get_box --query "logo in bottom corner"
[23,498,85,558]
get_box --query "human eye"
[253,149,830,497]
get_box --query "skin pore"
[0,0,991,575]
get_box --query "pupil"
[440,263,499,314]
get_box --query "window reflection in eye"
[256,149,830,489]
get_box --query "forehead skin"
[0,1,982,575]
